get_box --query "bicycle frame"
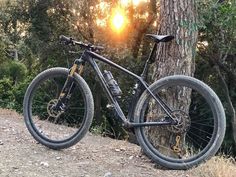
[65,49,176,128]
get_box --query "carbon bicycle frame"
[71,49,176,128]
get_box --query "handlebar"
[59,35,104,51]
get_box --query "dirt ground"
[0,109,203,177]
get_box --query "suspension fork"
[54,61,84,111]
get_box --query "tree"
[197,0,236,149]
[149,0,198,155]
[0,31,8,64]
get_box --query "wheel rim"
[138,80,218,165]
[28,72,87,143]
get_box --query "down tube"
[86,57,114,103]
[86,56,129,123]
[86,52,175,122]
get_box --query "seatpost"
[148,43,157,63]
[140,43,158,79]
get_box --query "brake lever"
[59,35,75,46]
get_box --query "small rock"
[129,156,134,160]
[71,146,77,150]
[0,140,3,145]
[115,149,121,152]
[12,166,19,170]
[120,147,126,151]
[104,172,112,177]
[56,157,61,160]
[40,161,49,167]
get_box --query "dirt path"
[0,109,198,177]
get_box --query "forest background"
[0,0,235,155]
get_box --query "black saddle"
[146,34,174,43]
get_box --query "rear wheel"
[23,67,94,149]
[134,75,226,169]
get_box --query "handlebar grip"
[59,35,104,51]
[59,35,73,45]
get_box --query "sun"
[113,12,125,30]
[111,8,127,32]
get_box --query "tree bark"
[149,0,198,156]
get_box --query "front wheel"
[23,67,94,150]
[134,75,226,170]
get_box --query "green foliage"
[0,78,14,108]
[195,0,236,153]
[198,0,236,54]
[0,30,9,63]
[0,75,33,112]
[12,76,34,113]
[0,61,27,84]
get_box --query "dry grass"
[190,155,236,177]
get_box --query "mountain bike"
[23,34,226,170]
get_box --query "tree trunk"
[149,0,198,156]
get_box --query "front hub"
[47,99,64,118]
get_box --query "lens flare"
[111,8,127,32]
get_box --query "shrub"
[12,75,34,113]
[0,78,14,109]
[0,61,27,84]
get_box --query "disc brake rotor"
[47,99,64,118]
[167,110,191,134]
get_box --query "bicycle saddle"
[145,34,174,43]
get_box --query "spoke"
[65,114,83,125]
[67,107,85,110]
[32,99,49,105]
[191,122,215,127]
[188,131,211,143]
[190,110,213,119]
[34,115,52,137]
[190,126,213,136]
[191,117,214,123]
[190,101,209,111]
[186,134,204,150]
